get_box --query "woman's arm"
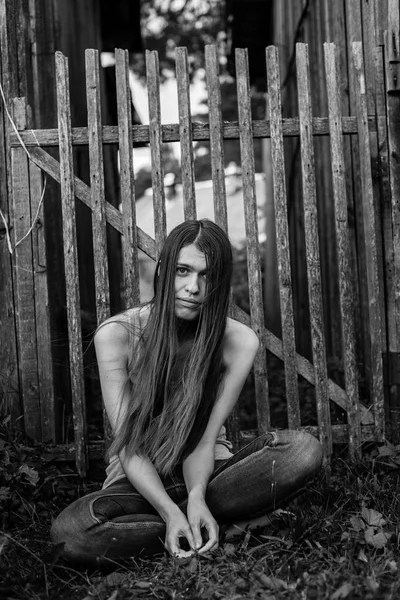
[182,319,260,552]
[94,315,195,557]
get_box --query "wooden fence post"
[352,42,385,441]
[0,0,21,423]
[384,0,400,442]
[296,43,332,458]
[55,51,87,476]
[11,98,41,441]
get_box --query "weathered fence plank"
[296,43,332,457]
[176,47,196,220]
[236,48,270,434]
[115,48,140,308]
[205,44,228,232]
[0,0,21,423]
[352,42,385,441]
[266,45,300,429]
[11,139,41,440]
[10,116,379,148]
[146,50,166,258]
[384,9,400,441]
[55,51,87,475]
[85,48,111,446]
[324,43,361,457]
[85,49,110,325]
[29,160,55,442]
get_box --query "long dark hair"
[109,219,233,475]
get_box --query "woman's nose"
[186,274,200,294]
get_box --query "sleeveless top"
[102,308,233,490]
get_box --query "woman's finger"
[198,521,219,554]
[189,521,203,550]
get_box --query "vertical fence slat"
[324,43,361,457]
[205,45,237,441]
[0,0,20,423]
[115,48,140,307]
[296,43,332,457]
[384,16,400,441]
[55,50,87,476]
[85,49,110,325]
[85,48,112,447]
[235,48,269,434]
[266,45,300,429]
[205,44,228,232]
[30,160,55,442]
[146,50,166,257]
[379,40,396,356]
[176,47,196,220]
[11,100,41,441]
[352,42,385,441]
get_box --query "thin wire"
[0,80,47,254]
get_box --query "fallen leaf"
[186,556,198,573]
[330,582,353,599]
[222,542,236,556]
[350,516,364,531]
[18,464,39,486]
[357,548,368,563]
[378,443,397,457]
[364,528,391,549]
[253,571,288,591]
[361,507,386,528]
[366,576,380,592]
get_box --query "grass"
[1,417,400,600]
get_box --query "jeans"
[50,430,323,567]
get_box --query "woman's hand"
[187,492,219,554]
[165,507,196,558]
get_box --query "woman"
[51,219,323,567]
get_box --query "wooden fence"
[6,42,392,476]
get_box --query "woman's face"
[174,243,207,320]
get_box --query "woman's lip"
[176,298,201,308]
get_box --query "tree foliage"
[137,0,226,80]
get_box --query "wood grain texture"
[11,144,41,440]
[146,50,166,258]
[205,44,228,232]
[266,45,300,429]
[10,117,378,148]
[352,42,385,441]
[235,48,270,433]
[324,43,361,458]
[29,159,55,442]
[296,43,332,457]
[0,0,21,422]
[55,51,87,476]
[176,47,196,220]
[115,48,140,307]
[85,49,110,325]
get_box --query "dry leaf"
[330,582,353,599]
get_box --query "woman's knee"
[293,430,324,477]
[50,497,99,563]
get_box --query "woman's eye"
[176,267,187,275]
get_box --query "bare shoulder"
[94,305,150,351]
[223,317,260,365]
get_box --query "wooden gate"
[5,42,391,475]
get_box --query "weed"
[0,416,399,600]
